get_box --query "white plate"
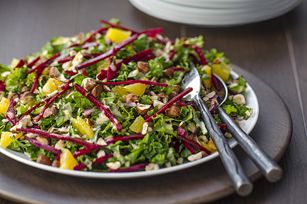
[130,0,301,26]
[0,67,259,179]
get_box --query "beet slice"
[27,56,40,68]
[25,136,61,157]
[74,84,122,131]
[109,163,147,172]
[17,128,101,149]
[145,87,193,122]
[76,34,139,70]
[106,134,144,144]
[97,79,167,87]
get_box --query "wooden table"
[0,0,306,203]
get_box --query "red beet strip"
[25,136,61,156]
[145,87,193,122]
[27,56,40,68]
[140,27,164,38]
[28,53,60,74]
[100,20,163,38]
[192,45,207,65]
[74,162,87,170]
[182,141,196,154]
[100,19,138,34]
[74,84,122,131]
[76,34,140,70]
[30,53,61,93]
[34,83,71,122]
[0,80,5,92]
[73,145,101,157]
[104,49,154,81]
[18,101,46,121]
[121,49,153,65]
[83,27,108,44]
[57,56,74,64]
[106,134,144,144]
[93,154,113,166]
[109,163,147,172]
[82,42,99,49]
[14,59,26,68]
[97,80,167,87]
[6,100,17,125]
[17,128,101,148]
[177,127,211,155]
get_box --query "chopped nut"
[52,159,60,167]
[136,104,151,115]
[128,69,139,78]
[177,158,183,164]
[125,94,138,103]
[106,161,121,170]
[20,91,33,104]
[206,91,216,99]
[43,106,57,118]
[145,163,159,171]
[96,112,109,125]
[187,152,203,161]
[97,138,107,146]
[36,136,49,145]
[153,100,164,109]
[91,85,103,97]
[97,150,106,158]
[165,105,180,118]
[21,86,29,92]
[142,122,149,135]
[49,67,60,77]
[8,92,17,100]
[11,115,33,131]
[137,61,149,73]
[232,94,246,105]
[37,154,52,166]
[55,140,65,149]
[82,78,96,91]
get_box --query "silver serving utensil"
[212,73,283,182]
[182,66,253,196]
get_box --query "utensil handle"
[217,107,283,182]
[193,95,253,196]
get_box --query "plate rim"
[0,65,259,179]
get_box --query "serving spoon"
[182,66,253,196]
[212,73,283,182]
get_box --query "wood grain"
[0,0,305,203]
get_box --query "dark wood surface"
[0,0,305,203]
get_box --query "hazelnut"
[37,154,52,166]
[165,105,180,118]
[91,85,103,97]
[82,78,96,91]
[52,159,60,167]
[125,94,138,103]
[136,104,151,115]
[137,61,149,73]
[49,67,60,78]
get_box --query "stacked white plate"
[129,0,302,26]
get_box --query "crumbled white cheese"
[97,150,106,158]
[141,122,149,135]
[97,138,107,146]
[232,94,246,105]
[145,163,159,171]
[106,161,121,170]
[96,112,109,125]
[188,152,203,162]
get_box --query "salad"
[0,19,251,172]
